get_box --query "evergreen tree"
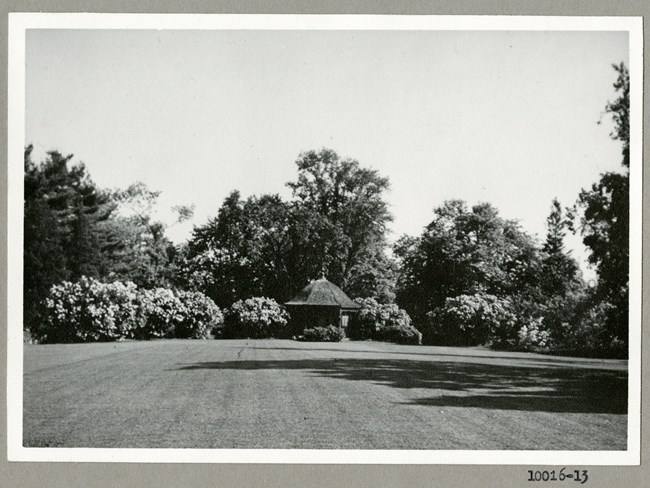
[541,198,581,297]
[23,146,113,333]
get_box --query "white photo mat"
[7,13,643,465]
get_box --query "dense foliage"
[24,148,113,331]
[174,290,223,339]
[23,149,189,334]
[133,288,182,339]
[575,63,630,346]
[348,298,421,345]
[302,325,345,342]
[42,277,139,343]
[24,64,630,357]
[424,293,519,347]
[179,149,396,308]
[394,201,542,329]
[373,324,422,345]
[39,277,221,343]
[221,297,289,339]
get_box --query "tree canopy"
[576,63,630,344]
[181,149,396,307]
[394,200,541,328]
[23,62,631,357]
[23,148,185,332]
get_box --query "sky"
[25,28,629,280]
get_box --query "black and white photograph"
[6,14,642,465]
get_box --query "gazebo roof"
[285,277,361,310]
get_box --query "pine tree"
[541,198,581,297]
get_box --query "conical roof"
[285,277,361,309]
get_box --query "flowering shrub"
[425,293,518,346]
[40,277,222,343]
[348,298,381,340]
[222,297,289,339]
[42,276,140,343]
[349,298,419,344]
[517,316,551,349]
[302,325,344,342]
[174,290,222,339]
[133,288,181,339]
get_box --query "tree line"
[23,63,630,356]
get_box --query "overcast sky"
[25,29,629,279]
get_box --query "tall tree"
[23,198,66,332]
[182,192,295,307]
[540,198,582,297]
[394,200,541,327]
[67,201,102,279]
[23,146,114,332]
[104,182,189,287]
[287,148,393,290]
[183,149,396,307]
[576,63,630,344]
[530,198,586,346]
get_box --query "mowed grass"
[23,339,628,450]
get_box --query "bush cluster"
[302,325,344,342]
[133,287,181,339]
[221,297,289,339]
[420,290,628,357]
[174,290,223,339]
[40,276,221,343]
[516,316,551,349]
[349,298,421,345]
[550,299,627,358]
[424,293,518,347]
[374,324,422,345]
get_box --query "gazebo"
[285,276,361,337]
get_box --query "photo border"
[5,12,644,468]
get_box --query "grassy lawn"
[23,339,628,450]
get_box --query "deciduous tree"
[576,63,630,344]
[394,200,542,329]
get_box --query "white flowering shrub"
[349,298,419,344]
[41,277,222,343]
[425,293,518,346]
[517,316,551,349]
[133,288,181,339]
[42,276,140,343]
[174,290,222,339]
[222,297,289,339]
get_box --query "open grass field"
[23,339,628,450]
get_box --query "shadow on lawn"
[175,358,627,415]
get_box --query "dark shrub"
[553,300,627,358]
[302,325,344,342]
[374,324,422,345]
[222,297,289,339]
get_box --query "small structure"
[285,276,361,337]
